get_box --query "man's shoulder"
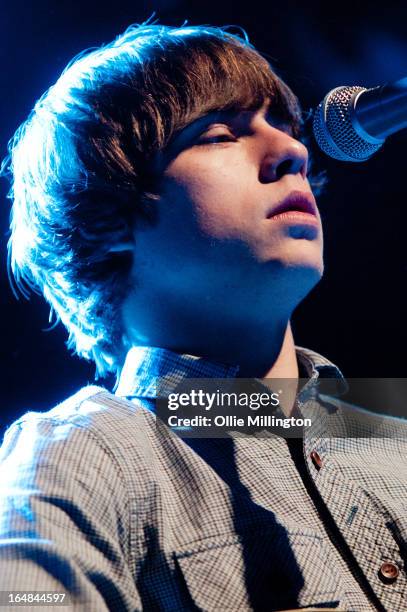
[50,384,151,424]
[12,385,152,426]
[0,386,156,468]
[317,392,407,443]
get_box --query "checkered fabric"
[0,346,406,611]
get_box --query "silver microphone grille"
[313,86,383,162]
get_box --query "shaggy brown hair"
[5,22,304,378]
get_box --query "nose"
[259,129,309,183]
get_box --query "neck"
[257,323,299,379]
[123,289,299,380]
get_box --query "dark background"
[1,1,407,434]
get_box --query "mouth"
[267,190,318,219]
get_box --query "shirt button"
[310,450,322,470]
[379,562,399,583]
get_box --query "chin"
[272,253,324,302]
[284,239,323,276]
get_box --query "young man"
[1,23,406,612]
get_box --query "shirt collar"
[115,344,346,400]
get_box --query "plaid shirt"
[0,345,406,611]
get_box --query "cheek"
[164,170,252,240]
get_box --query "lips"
[267,190,318,218]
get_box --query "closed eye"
[198,135,237,145]
[197,127,238,145]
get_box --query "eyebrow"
[173,109,237,141]
[174,100,292,140]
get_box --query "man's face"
[131,99,323,318]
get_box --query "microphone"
[313,76,407,162]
